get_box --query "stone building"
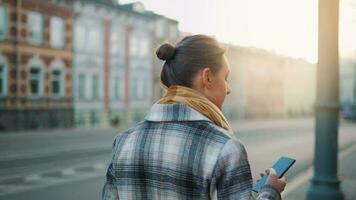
[72,1,178,128]
[0,0,74,130]
[224,45,316,119]
[150,12,179,102]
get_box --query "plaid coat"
[103,103,281,200]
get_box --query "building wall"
[224,46,316,119]
[73,1,157,128]
[0,0,179,130]
[73,2,106,127]
[0,0,74,130]
[152,17,179,102]
[340,57,356,105]
[284,59,315,116]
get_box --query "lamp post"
[306,0,344,199]
[354,51,356,107]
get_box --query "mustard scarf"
[157,85,233,135]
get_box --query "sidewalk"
[230,117,313,132]
[284,142,356,200]
[0,117,312,162]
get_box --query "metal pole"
[354,51,356,105]
[307,0,344,199]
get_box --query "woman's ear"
[201,67,212,88]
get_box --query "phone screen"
[252,156,296,193]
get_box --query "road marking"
[282,143,356,198]
[25,174,42,182]
[0,162,107,197]
[62,168,76,176]
[93,162,106,170]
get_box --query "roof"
[74,0,178,24]
[119,2,178,23]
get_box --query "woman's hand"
[258,168,286,193]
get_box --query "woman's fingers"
[265,169,270,175]
[260,169,271,177]
[265,168,287,193]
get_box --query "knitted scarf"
[157,85,233,134]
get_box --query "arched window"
[28,56,45,98]
[0,54,8,97]
[51,59,65,98]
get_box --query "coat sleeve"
[102,137,119,200]
[211,139,281,200]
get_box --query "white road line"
[61,168,76,176]
[0,163,106,197]
[282,143,356,198]
[25,174,42,182]
[93,162,106,170]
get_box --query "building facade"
[151,13,179,102]
[73,1,176,128]
[73,1,108,127]
[224,45,316,119]
[0,0,74,130]
[339,0,356,114]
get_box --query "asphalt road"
[0,118,355,200]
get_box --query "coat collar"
[145,103,212,122]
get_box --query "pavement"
[232,117,356,200]
[0,117,355,200]
[283,140,356,200]
[236,117,356,200]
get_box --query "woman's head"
[156,34,231,109]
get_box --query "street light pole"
[354,51,356,105]
[307,0,344,200]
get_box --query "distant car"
[341,103,356,121]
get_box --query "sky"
[120,0,356,63]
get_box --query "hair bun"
[156,43,175,61]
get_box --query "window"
[27,11,43,45]
[130,36,137,56]
[143,77,150,99]
[114,77,119,100]
[0,6,8,40]
[113,77,124,100]
[92,74,99,100]
[130,79,136,99]
[137,78,144,99]
[88,29,100,50]
[52,70,63,97]
[156,19,165,38]
[0,64,7,96]
[111,31,120,55]
[50,16,65,48]
[78,74,86,100]
[74,24,86,50]
[29,68,42,97]
[170,24,178,40]
[140,39,149,57]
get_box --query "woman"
[103,34,286,199]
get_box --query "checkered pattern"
[103,103,281,200]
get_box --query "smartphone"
[252,156,296,193]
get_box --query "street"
[0,118,355,200]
